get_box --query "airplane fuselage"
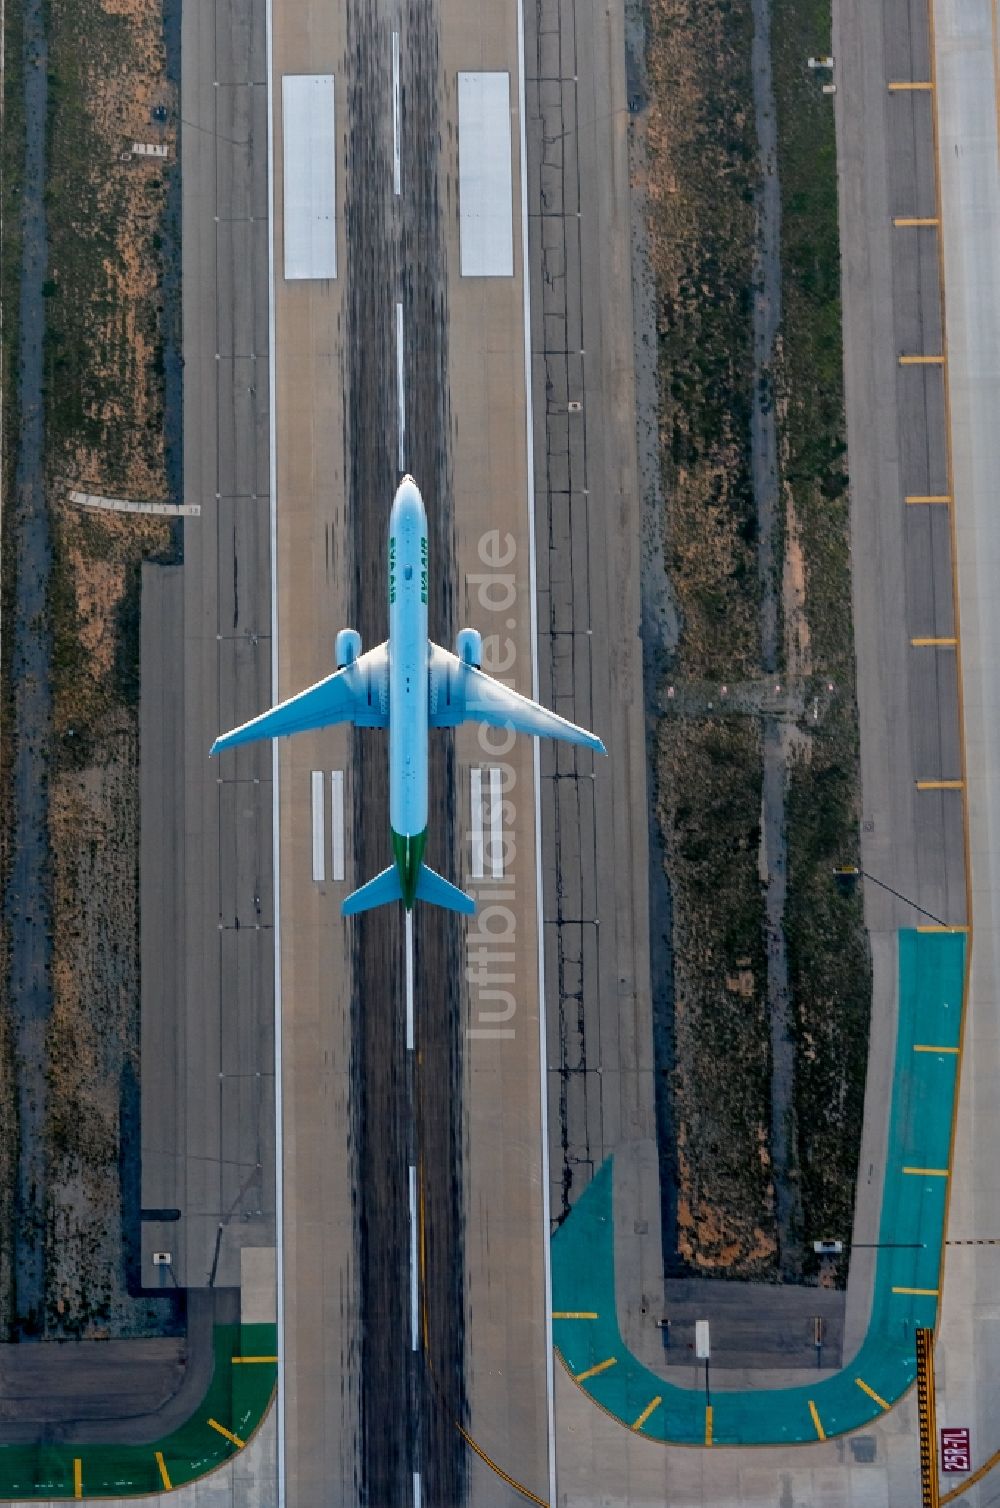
[388,478,430,905]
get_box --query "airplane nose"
[391,476,426,527]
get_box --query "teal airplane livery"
[211,477,606,914]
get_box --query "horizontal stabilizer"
[342,865,403,916]
[415,864,476,915]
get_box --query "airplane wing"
[427,643,606,754]
[211,643,389,754]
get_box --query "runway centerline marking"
[409,1163,419,1350]
[392,31,401,195]
[412,1470,422,1508]
[396,300,405,471]
[405,910,414,1049]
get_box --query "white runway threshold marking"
[330,769,345,881]
[281,74,337,280]
[405,909,415,1050]
[310,771,325,882]
[470,767,485,879]
[457,72,514,277]
[489,765,505,878]
[396,300,406,471]
[408,1163,419,1349]
[392,31,401,195]
[412,1471,422,1508]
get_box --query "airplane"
[211,476,606,915]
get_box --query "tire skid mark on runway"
[343,1,467,1502]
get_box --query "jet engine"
[336,628,362,668]
[456,628,482,668]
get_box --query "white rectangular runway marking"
[489,765,505,878]
[310,771,325,882]
[396,300,406,471]
[412,1471,422,1508]
[330,769,345,881]
[392,32,401,195]
[281,74,337,280]
[470,767,484,878]
[457,72,514,277]
[408,1163,419,1349]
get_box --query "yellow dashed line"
[207,1417,245,1449]
[575,1356,617,1383]
[906,494,951,503]
[552,1312,598,1320]
[808,1399,826,1441]
[916,779,964,790]
[73,1459,82,1500]
[155,1452,172,1490]
[915,925,968,934]
[899,353,945,365]
[914,1043,960,1052]
[855,1377,891,1410]
[888,79,934,90]
[893,1286,940,1296]
[631,1396,662,1432]
[231,1354,279,1364]
[903,1167,949,1177]
[894,216,940,226]
[705,1405,713,1446]
[911,637,957,647]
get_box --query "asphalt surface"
[140,0,276,1296]
[4,0,53,1341]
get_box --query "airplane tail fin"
[341,862,476,916]
[342,865,403,916]
[415,864,476,915]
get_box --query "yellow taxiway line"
[914,1043,960,1052]
[207,1417,245,1449]
[893,1286,940,1296]
[903,1167,950,1177]
[575,1356,617,1383]
[899,353,945,364]
[552,1312,598,1320]
[631,1396,662,1432]
[73,1458,82,1499]
[894,216,940,226]
[855,1377,891,1410]
[911,636,957,646]
[916,779,964,790]
[906,494,951,503]
[155,1451,172,1490]
[808,1399,826,1440]
[231,1355,279,1364]
[888,79,934,89]
[705,1405,713,1446]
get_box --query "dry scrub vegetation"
[38,0,176,1334]
[644,0,869,1281]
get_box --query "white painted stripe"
[281,75,337,280]
[264,0,286,1491]
[311,771,325,882]
[408,1164,419,1350]
[412,1472,422,1508]
[392,32,401,196]
[396,301,405,472]
[457,73,514,276]
[330,769,345,881]
[405,910,414,1051]
[515,0,556,1495]
[470,767,485,879]
[489,765,504,878]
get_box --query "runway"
[268,3,555,1504]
